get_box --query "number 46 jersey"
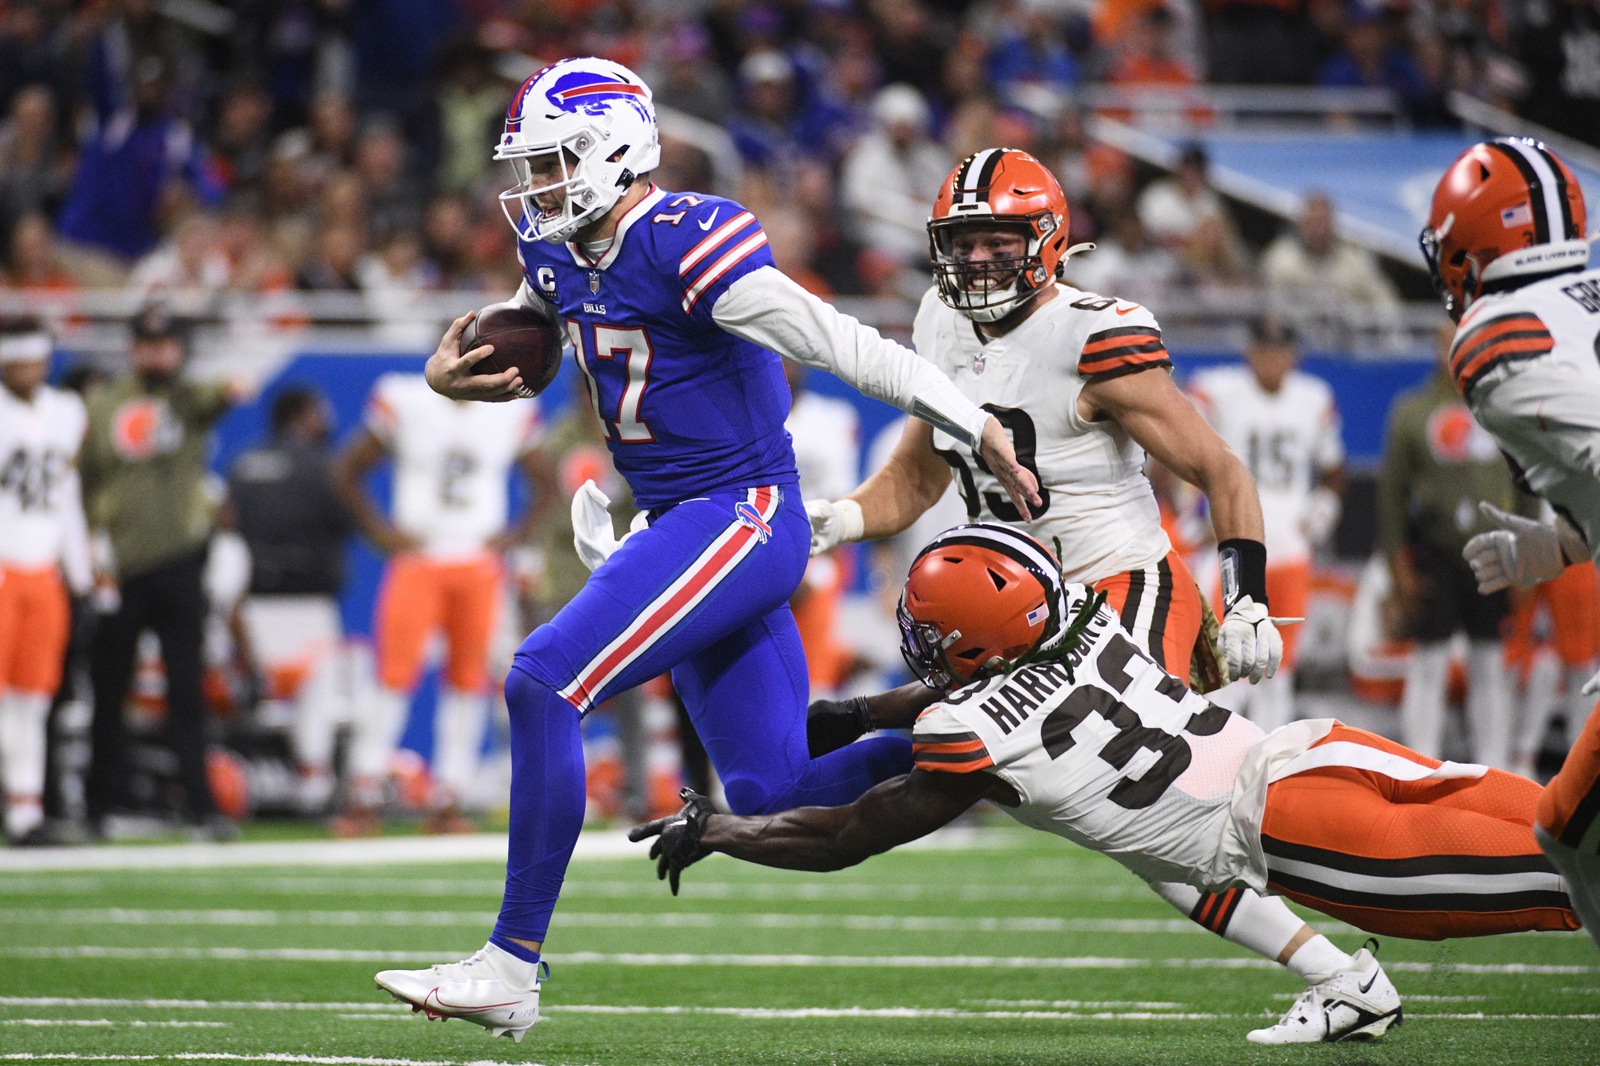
[912,599,1266,890]
[912,284,1172,584]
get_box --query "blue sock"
[491,664,586,956]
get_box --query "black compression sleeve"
[1218,538,1268,610]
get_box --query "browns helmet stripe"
[1487,140,1560,245]
[1531,141,1577,237]
[925,523,1061,586]
[955,147,1003,206]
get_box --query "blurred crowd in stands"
[0,0,1588,331]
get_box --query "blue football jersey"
[517,185,798,509]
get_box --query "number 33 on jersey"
[913,597,1265,889]
[912,284,1175,583]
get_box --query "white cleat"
[1247,941,1402,1044]
[375,944,546,1042]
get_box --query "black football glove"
[627,787,716,896]
[806,695,873,758]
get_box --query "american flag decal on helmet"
[1500,203,1534,228]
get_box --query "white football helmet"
[496,57,661,244]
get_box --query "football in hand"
[458,300,564,398]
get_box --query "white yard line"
[1,1020,227,1028]
[0,873,1154,902]
[549,1005,1226,1020]
[0,1049,540,1056]
[0,908,1356,936]
[2,999,1595,1024]
[1,947,1592,975]
[0,826,1006,873]
[0,999,400,1011]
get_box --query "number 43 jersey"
[911,284,1172,583]
[912,600,1266,890]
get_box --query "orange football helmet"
[928,148,1074,323]
[1421,137,1588,321]
[898,522,1072,689]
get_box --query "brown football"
[459,300,565,398]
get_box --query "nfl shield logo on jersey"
[971,354,987,376]
[588,271,601,294]
[734,501,772,543]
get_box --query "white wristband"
[834,498,865,543]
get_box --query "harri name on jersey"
[947,603,1114,736]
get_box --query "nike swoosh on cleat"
[698,209,720,231]
[420,988,522,1015]
[1358,969,1379,994]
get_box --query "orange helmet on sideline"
[1420,137,1588,321]
[927,148,1077,323]
[897,522,1075,689]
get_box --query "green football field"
[3,824,1598,1066]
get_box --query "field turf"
[2,823,1597,1065]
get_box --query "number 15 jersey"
[912,599,1266,890]
[912,284,1172,583]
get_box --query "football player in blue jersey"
[374,56,1042,1041]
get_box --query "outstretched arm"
[714,267,1038,520]
[632,771,993,887]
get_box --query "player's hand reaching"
[628,788,716,895]
[978,416,1042,522]
[1462,502,1569,594]
[425,311,524,402]
[1220,597,1283,684]
[805,499,864,556]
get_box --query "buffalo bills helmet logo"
[735,502,772,543]
[547,69,650,120]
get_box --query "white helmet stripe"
[958,148,1000,205]
[925,522,1061,589]
[1499,139,1565,243]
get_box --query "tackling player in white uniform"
[0,325,90,843]
[1188,318,1345,730]
[637,523,1588,1046]
[1420,137,1600,948]
[804,148,1381,1042]
[333,374,548,834]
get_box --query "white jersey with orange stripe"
[365,373,541,561]
[1449,267,1598,403]
[0,383,89,574]
[911,598,1265,890]
[911,284,1172,583]
[1187,366,1342,564]
[1452,266,1600,556]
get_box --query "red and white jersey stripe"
[557,485,782,713]
[679,211,769,315]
